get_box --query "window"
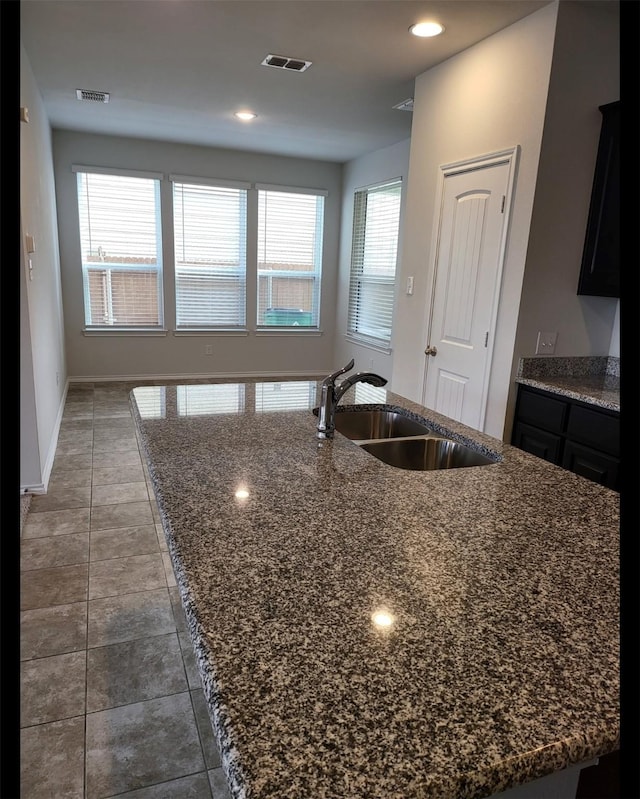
[172,178,248,329]
[257,187,325,328]
[347,179,402,349]
[75,168,163,328]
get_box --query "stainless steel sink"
[333,410,432,440]
[360,437,497,471]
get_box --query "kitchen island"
[130,378,619,799]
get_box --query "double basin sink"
[330,408,498,471]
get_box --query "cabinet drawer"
[566,405,619,457]
[516,388,568,433]
[562,440,619,491]
[512,422,562,464]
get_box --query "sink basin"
[333,410,432,440]
[360,437,497,471]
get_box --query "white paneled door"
[422,149,518,431]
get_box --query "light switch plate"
[535,331,557,355]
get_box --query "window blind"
[254,381,318,412]
[173,181,247,328]
[257,189,324,328]
[347,179,402,348]
[176,384,245,416]
[76,172,163,327]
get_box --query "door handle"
[425,345,437,356]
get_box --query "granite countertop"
[515,356,620,412]
[130,378,619,799]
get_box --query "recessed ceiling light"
[234,111,257,121]
[409,21,445,37]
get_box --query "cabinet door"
[512,422,562,464]
[562,440,619,490]
[577,101,619,297]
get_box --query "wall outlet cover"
[535,331,557,355]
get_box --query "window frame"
[73,165,165,331]
[346,177,402,351]
[255,183,327,331]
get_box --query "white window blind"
[257,189,324,328]
[173,181,247,328]
[76,171,163,328]
[254,381,317,412]
[347,179,402,348]
[176,384,245,416]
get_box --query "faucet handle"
[322,358,355,386]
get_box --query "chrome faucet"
[316,359,388,439]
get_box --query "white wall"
[333,138,411,381]
[510,0,619,421]
[20,42,67,492]
[52,131,342,379]
[391,2,559,440]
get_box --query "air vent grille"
[76,89,110,103]
[393,98,414,112]
[261,54,312,72]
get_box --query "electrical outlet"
[535,331,557,355]
[204,344,213,356]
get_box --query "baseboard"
[67,370,328,383]
[20,379,69,495]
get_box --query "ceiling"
[21,0,553,163]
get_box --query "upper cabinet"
[577,101,619,298]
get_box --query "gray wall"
[391,2,559,440]
[52,131,342,379]
[509,0,620,434]
[20,42,67,492]
[333,138,411,381]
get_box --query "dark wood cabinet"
[577,101,619,297]
[512,385,619,491]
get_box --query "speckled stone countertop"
[130,379,619,799]
[515,356,620,412]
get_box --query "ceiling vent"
[261,54,312,72]
[76,89,110,103]
[393,98,414,112]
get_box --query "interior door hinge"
[484,331,489,348]
[501,195,505,213]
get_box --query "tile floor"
[21,381,233,799]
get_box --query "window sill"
[83,328,169,337]
[173,329,249,337]
[345,334,392,354]
[255,329,323,337]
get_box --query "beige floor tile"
[87,588,175,648]
[59,418,94,431]
[162,552,177,587]
[191,689,221,769]
[23,507,90,538]
[92,482,149,506]
[21,563,89,610]
[91,500,154,530]
[86,633,187,712]
[21,651,86,727]
[21,532,89,571]
[208,768,233,799]
[178,632,202,690]
[90,525,159,561]
[92,463,145,486]
[29,486,92,513]
[50,453,93,471]
[54,440,94,457]
[21,716,85,799]
[93,450,143,469]
[156,523,168,551]
[85,693,205,798]
[169,586,188,633]
[89,553,166,599]
[21,602,88,660]
[93,416,135,430]
[93,437,140,454]
[48,468,93,489]
[107,772,213,798]
[58,428,94,445]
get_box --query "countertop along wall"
[53,130,343,380]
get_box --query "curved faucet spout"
[316,361,387,440]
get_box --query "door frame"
[420,146,520,431]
